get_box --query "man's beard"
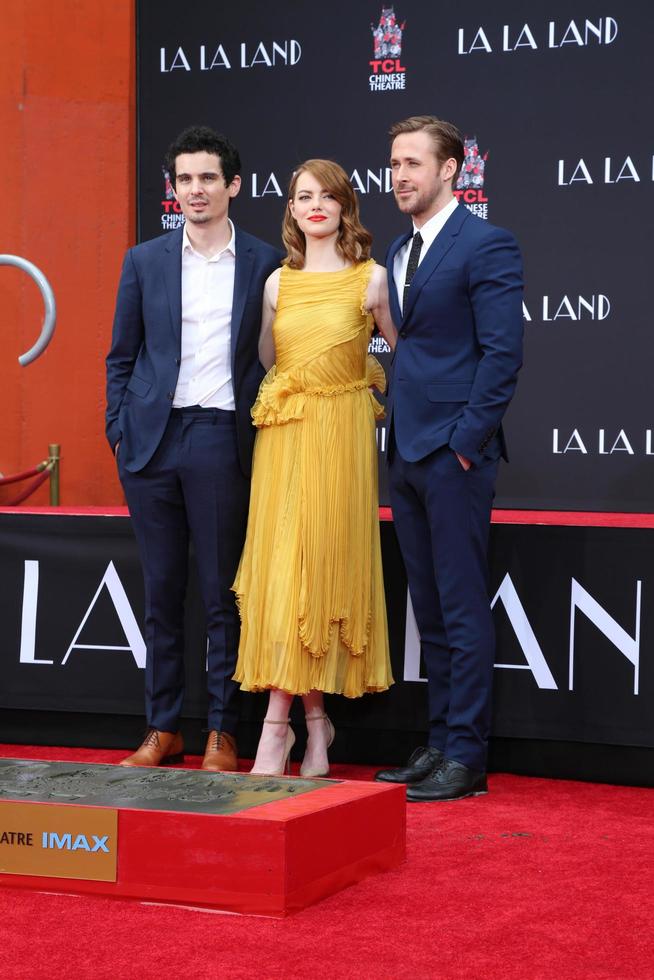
[394,189,420,214]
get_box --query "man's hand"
[455,451,471,471]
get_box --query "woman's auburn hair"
[282,159,372,269]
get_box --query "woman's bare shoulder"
[366,262,388,303]
[265,266,283,307]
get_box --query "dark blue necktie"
[402,231,423,313]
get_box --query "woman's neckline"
[284,261,365,275]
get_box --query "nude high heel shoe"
[250,718,295,776]
[300,713,335,778]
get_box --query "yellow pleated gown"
[232,259,393,697]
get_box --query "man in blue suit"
[106,126,281,770]
[375,116,523,801]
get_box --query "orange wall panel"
[0,0,135,506]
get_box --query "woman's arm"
[258,268,281,370]
[365,263,397,350]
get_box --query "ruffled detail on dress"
[251,366,306,428]
[359,258,376,316]
[298,614,367,661]
[367,354,386,420]
[252,354,387,429]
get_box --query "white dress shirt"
[173,220,236,409]
[393,197,459,313]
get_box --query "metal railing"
[0,444,60,506]
[0,254,57,365]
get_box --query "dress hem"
[233,680,394,698]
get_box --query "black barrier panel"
[134,0,652,512]
[1,514,651,748]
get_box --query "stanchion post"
[48,443,60,506]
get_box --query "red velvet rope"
[0,464,46,486]
[5,468,50,506]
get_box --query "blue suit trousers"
[119,407,249,734]
[389,441,498,770]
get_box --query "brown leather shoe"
[201,731,238,772]
[119,728,184,767]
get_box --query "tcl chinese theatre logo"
[455,137,489,219]
[161,167,184,231]
[369,6,406,92]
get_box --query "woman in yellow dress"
[232,159,396,776]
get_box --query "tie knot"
[412,231,423,247]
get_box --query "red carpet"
[1,744,652,979]
[7,505,654,528]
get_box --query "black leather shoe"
[406,758,488,802]
[374,747,444,784]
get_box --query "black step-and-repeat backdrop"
[137,0,652,512]
[0,514,651,751]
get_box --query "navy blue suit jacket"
[106,225,282,476]
[386,204,523,467]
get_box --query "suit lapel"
[402,204,469,323]
[231,227,255,373]
[163,228,183,348]
[387,231,411,327]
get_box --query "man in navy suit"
[106,126,281,770]
[375,116,523,801]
